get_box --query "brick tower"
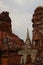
[32,6,43,65]
[0,11,24,65]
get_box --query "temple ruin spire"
[26,28,30,40]
[25,28,31,49]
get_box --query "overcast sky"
[0,0,43,41]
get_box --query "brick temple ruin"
[0,6,43,65]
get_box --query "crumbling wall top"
[0,11,11,22]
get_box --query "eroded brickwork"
[0,6,43,65]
